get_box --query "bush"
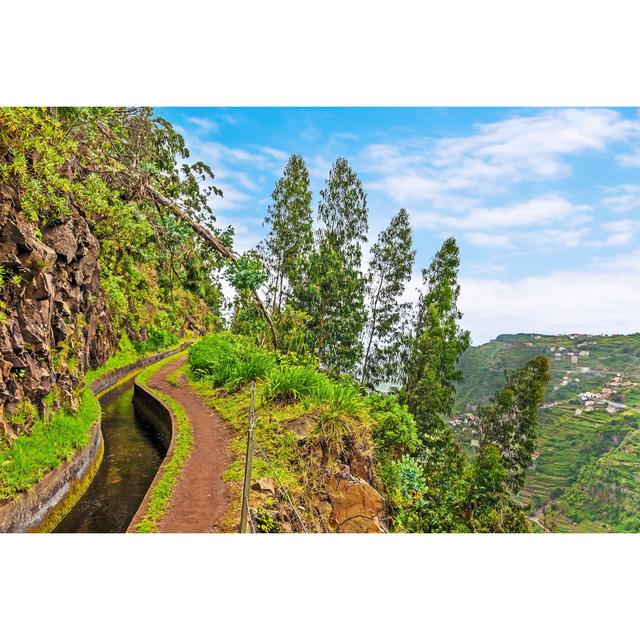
[313,379,366,416]
[224,353,277,392]
[189,332,275,390]
[134,325,178,355]
[367,393,419,460]
[263,365,325,402]
[255,506,282,533]
[378,455,429,532]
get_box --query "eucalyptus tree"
[293,157,368,373]
[403,237,471,432]
[360,208,414,387]
[263,154,313,314]
[399,237,471,531]
[476,355,550,492]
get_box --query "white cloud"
[467,262,507,275]
[211,182,252,211]
[365,109,640,207]
[259,146,289,162]
[185,116,220,134]
[601,184,640,212]
[464,219,639,251]
[458,251,640,344]
[434,108,635,166]
[464,232,514,248]
[617,148,640,167]
[412,195,590,231]
[594,218,640,247]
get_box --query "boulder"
[251,477,276,495]
[286,414,317,441]
[25,272,54,301]
[43,220,78,263]
[0,239,18,267]
[350,450,374,483]
[327,469,385,533]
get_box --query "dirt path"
[147,354,231,532]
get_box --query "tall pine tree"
[262,154,313,314]
[404,237,471,432]
[360,208,415,387]
[400,237,471,531]
[294,158,368,373]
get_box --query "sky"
[158,107,640,345]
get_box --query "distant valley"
[453,333,640,532]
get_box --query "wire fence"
[240,381,308,534]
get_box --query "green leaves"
[290,158,369,374]
[477,355,550,492]
[263,154,313,314]
[361,208,415,387]
[404,238,471,435]
[226,253,268,292]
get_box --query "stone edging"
[0,344,188,533]
[126,380,178,532]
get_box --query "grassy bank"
[0,386,101,502]
[133,351,194,533]
[0,341,186,505]
[183,333,379,532]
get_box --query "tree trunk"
[360,271,386,385]
[149,188,279,349]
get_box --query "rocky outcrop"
[0,188,114,438]
[327,465,386,533]
[252,477,276,495]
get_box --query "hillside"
[452,333,640,531]
[0,108,224,444]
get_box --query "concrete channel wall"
[126,379,178,532]
[0,344,188,533]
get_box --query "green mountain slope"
[452,333,640,531]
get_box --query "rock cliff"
[0,187,114,439]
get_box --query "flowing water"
[53,376,165,533]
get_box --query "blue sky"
[158,107,640,344]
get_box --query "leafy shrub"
[262,365,325,402]
[308,379,370,457]
[189,333,250,376]
[255,506,282,533]
[7,400,39,432]
[224,353,277,392]
[379,454,430,532]
[189,332,275,389]
[313,379,366,416]
[134,325,178,355]
[367,393,419,459]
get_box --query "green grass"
[133,352,194,533]
[262,365,325,402]
[188,333,278,392]
[0,385,100,502]
[0,341,187,505]
[184,334,380,532]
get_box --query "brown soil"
[147,354,231,532]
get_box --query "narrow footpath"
[147,354,231,532]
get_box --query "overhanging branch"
[148,187,279,349]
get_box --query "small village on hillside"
[450,334,640,450]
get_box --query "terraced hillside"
[452,333,640,532]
